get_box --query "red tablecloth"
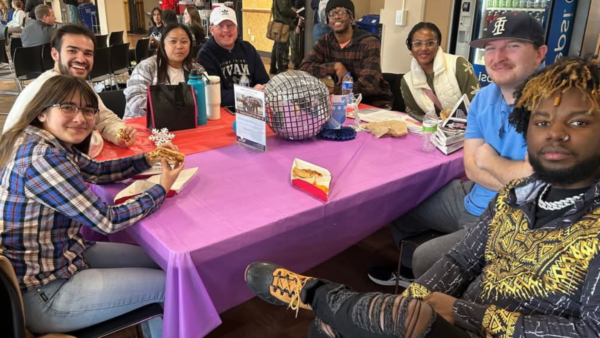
[96,108,275,161]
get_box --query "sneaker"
[245,262,313,315]
[269,66,278,75]
[367,265,414,288]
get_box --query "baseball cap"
[210,5,237,26]
[470,11,544,49]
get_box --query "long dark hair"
[151,7,163,27]
[156,23,195,84]
[405,22,442,51]
[0,76,98,168]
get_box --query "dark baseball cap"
[470,11,544,49]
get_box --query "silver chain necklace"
[537,185,585,211]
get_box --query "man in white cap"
[197,5,270,107]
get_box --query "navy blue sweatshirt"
[197,37,270,107]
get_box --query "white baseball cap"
[210,5,238,26]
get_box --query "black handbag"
[146,83,198,131]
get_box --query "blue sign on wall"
[545,0,578,65]
[474,64,492,88]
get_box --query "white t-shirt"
[167,66,185,84]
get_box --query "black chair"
[13,45,43,91]
[0,255,164,338]
[41,43,54,71]
[110,43,130,81]
[88,47,111,83]
[192,44,202,61]
[0,39,9,65]
[98,89,126,119]
[108,31,124,46]
[94,34,108,49]
[383,73,406,112]
[134,37,150,64]
[10,37,22,63]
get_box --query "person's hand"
[159,158,185,192]
[117,126,137,148]
[423,292,457,324]
[474,143,498,170]
[253,84,265,91]
[333,62,348,85]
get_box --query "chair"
[13,45,43,91]
[98,89,126,119]
[134,37,150,64]
[0,255,164,338]
[394,230,443,294]
[94,34,107,49]
[382,73,406,112]
[108,31,124,46]
[41,43,54,71]
[88,47,111,83]
[192,44,202,61]
[10,37,22,63]
[109,43,130,83]
[0,38,19,96]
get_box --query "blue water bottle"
[188,69,207,126]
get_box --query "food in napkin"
[290,159,331,201]
[362,121,408,138]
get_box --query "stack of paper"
[432,94,470,155]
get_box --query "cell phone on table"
[224,106,236,115]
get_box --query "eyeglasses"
[47,103,99,119]
[411,40,438,48]
[327,9,350,18]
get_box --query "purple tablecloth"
[88,131,464,337]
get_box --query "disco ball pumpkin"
[264,70,331,140]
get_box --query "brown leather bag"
[266,2,290,43]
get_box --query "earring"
[563,135,570,141]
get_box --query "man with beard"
[245,56,600,338]
[369,12,547,287]
[299,0,392,109]
[4,24,135,154]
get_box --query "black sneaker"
[245,262,313,316]
[269,66,278,75]
[367,265,414,288]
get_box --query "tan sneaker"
[245,262,313,316]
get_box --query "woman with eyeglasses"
[124,23,203,119]
[0,75,184,337]
[401,22,480,121]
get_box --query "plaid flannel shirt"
[0,126,166,290]
[299,28,392,108]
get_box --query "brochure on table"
[234,84,267,152]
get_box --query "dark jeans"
[304,281,470,338]
[270,40,290,73]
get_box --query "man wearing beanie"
[299,0,392,109]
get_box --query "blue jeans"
[22,242,166,337]
[313,23,331,42]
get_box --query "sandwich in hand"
[147,147,185,166]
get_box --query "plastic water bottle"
[239,74,250,87]
[341,72,353,105]
[422,109,439,152]
[188,69,207,126]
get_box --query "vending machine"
[448,0,578,87]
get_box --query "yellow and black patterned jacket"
[404,176,600,338]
